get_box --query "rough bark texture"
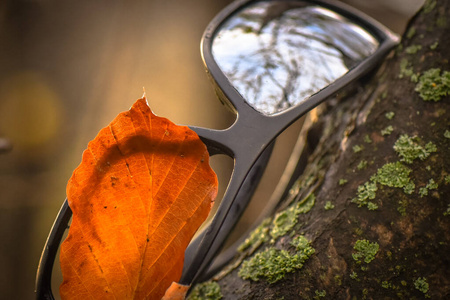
[191,1,450,299]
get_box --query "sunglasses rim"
[201,0,399,118]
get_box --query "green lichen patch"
[406,27,416,39]
[393,134,437,163]
[291,235,311,251]
[445,175,450,184]
[419,178,438,197]
[364,134,372,143]
[415,68,450,101]
[339,178,348,186]
[314,290,326,299]
[436,15,446,27]
[371,161,413,190]
[270,194,315,239]
[405,45,422,54]
[296,193,316,214]
[443,204,450,216]
[271,208,298,240]
[238,218,271,253]
[385,111,395,120]
[381,125,394,136]
[423,0,437,13]
[397,200,408,216]
[352,239,379,264]
[414,277,429,295]
[349,271,358,280]
[430,41,439,50]
[353,144,363,153]
[357,160,368,170]
[239,237,315,284]
[399,58,419,82]
[324,201,335,210]
[351,182,377,209]
[381,280,392,289]
[367,202,379,211]
[187,281,223,300]
[444,130,450,139]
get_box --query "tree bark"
[192,1,450,299]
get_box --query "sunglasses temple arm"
[35,199,72,300]
[181,141,275,283]
[180,142,273,286]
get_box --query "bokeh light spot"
[0,71,62,150]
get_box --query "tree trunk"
[190,1,450,299]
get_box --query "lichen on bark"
[191,1,450,299]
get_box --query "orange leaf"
[59,97,218,299]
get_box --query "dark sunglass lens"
[212,1,379,115]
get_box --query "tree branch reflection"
[212,1,378,115]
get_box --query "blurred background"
[0,0,423,298]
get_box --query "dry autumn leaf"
[59,97,218,299]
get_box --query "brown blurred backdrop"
[0,0,423,298]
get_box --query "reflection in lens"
[212,1,379,115]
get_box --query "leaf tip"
[161,282,190,300]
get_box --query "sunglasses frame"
[181,0,398,286]
[35,0,399,298]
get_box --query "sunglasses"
[36,0,398,297]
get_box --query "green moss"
[367,202,379,211]
[445,175,450,184]
[351,182,377,209]
[187,281,222,300]
[381,125,393,136]
[339,178,348,186]
[371,161,413,189]
[238,218,271,252]
[403,181,415,194]
[364,134,372,144]
[271,208,298,239]
[430,41,439,50]
[414,277,429,294]
[314,290,326,299]
[419,178,438,197]
[385,111,395,120]
[291,235,311,251]
[444,204,450,216]
[352,239,379,264]
[436,15,446,28]
[419,187,428,197]
[239,237,315,284]
[397,200,408,216]
[270,194,315,239]
[415,68,450,101]
[405,45,422,54]
[350,271,358,280]
[394,134,437,163]
[399,58,418,82]
[444,130,450,139]
[423,0,436,13]
[406,27,416,39]
[296,193,316,214]
[353,144,363,153]
[382,281,392,289]
[427,178,438,190]
[334,275,342,285]
[357,160,368,170]
[324,201,335,210]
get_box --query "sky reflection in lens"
[212,1,379,115]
